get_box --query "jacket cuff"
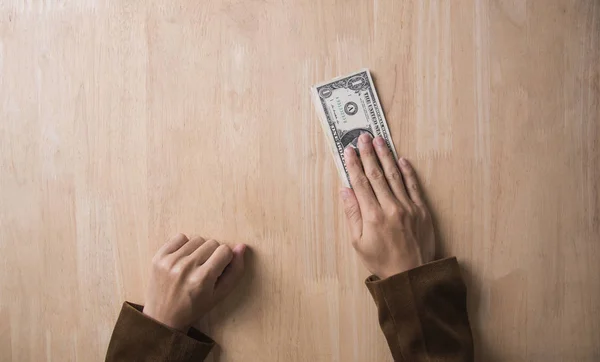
[128,303,215,344]
[364,257,471,361]
[364,257,466,326]
[105,302,214,361]
[365,257,463,293]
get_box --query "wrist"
[142,306,190,333]
[377,259,424,279]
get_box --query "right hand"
[340,134,435,279]
[143,234,247,332]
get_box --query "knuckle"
[344,204,361,220]
[354,175,371,189]
[366,168,385,181]
[386,168,403,182]
[411,183,420,193]
[169,262,186,276]
[387,204,405,218]
[188,276,202,286]
[155,258,172,272]
[365,210,384,223]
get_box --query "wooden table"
[1,1,599,361]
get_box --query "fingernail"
[236,244,247,255]
[359,133,372,144]
[374,137,385,147]
[399,157,408,166]
[344,146,354,157]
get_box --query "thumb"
[340,187,362,239]
[213,244,246,301]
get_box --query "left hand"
[142,234,247,332]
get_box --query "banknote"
[311,69,397,187]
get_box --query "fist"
[341,134,435,279]
[143,234,246,332]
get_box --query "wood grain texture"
[1,0,599,361]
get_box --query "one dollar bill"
[311,69,397,187]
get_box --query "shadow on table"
[424,188,498,361]
[460,263,499,362]
[200,245,259,362]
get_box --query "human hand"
[340,134,435,279]
[143,234,246,332]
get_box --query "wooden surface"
[1,1,599,361]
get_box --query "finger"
[214,244,246,301]
[173,236,206,258]
[344,145,379,212]
[372,137,411,205]
[189,239,220,265]
[398,157,425,207]
[356,133,395,206]
[156,233,189,256]
[203,244,234,280]
[340,187,362,239]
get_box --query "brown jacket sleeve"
[105,302,214,362]
[365,257,474,362]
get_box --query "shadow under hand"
[213,246,257,322]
